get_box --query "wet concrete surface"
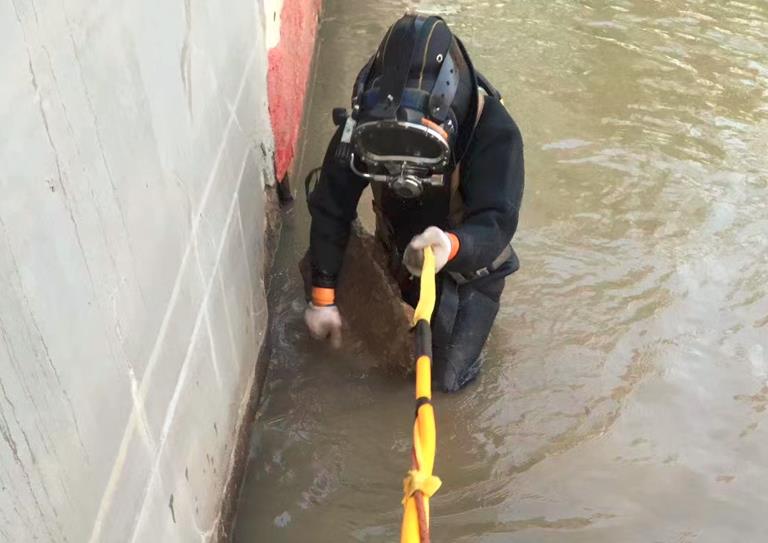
[233,1,768,541]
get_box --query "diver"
[304,13,524,392]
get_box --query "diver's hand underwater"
[304,303,342,348]
[403,226,454,276]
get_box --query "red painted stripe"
[267,0,322,183]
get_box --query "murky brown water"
[233,1,768,541]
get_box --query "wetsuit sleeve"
[443,113,524,274]
[308,127,369,288]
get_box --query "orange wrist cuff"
[312,287,336,307]
[447,233,460,261]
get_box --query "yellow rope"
[401,247,441,543]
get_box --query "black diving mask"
[347,116,452,199]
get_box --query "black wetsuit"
[309,95,525,391]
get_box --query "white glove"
[304,303,342,348]
[403,226,453,276]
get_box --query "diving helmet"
[333,14,481,198]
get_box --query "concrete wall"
[0,0,317,541]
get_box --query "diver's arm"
[308,127,369,300]
[443,112,524,274]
